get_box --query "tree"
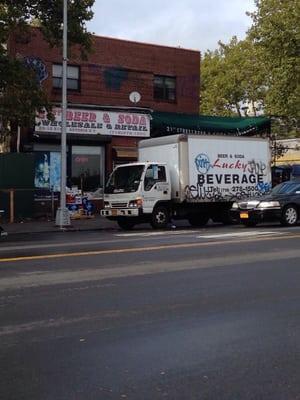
[200,37,266,117]
[0,0,94,150]
[247,0,300,131]
[200,0,299,137]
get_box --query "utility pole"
[55,0,71,228]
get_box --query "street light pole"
[55,0,70,227]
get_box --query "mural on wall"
[34,152,61,191]
[23,56,48,84]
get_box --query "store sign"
[35,107,150,137]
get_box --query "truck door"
[142,164,170,213]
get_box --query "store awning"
[113,147,138,159]
[151,111,271,137]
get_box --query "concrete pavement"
[0,214,118,235]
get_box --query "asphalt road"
[1,223,300,400]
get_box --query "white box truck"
[101,134,271,229]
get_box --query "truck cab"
[101,162,171,229]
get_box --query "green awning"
[151,111,271,137]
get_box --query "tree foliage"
[200,37,266,117]
[200,0,300,136]
[0,0,94,148]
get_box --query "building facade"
[9,28,200,203]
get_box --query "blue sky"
[88,0,256,53]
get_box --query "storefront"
[32,106,151,215]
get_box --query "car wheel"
[188,214,209,227]
[280,205,298,226]
[117,218,135,230]
[151,206,169,229]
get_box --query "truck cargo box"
[139,134,271,203]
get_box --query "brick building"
[9,28,200,199]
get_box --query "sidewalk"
[0,214,118,235]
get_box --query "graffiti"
[257,182,271,194]
[185,184,224,202]
[185,179,271,202]
[248,159,267,176]
[23,56,48,84]
[185,183,271,202]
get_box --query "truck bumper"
[101,208,141,217]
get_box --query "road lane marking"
[116,230,198,237]
[197,231,285,239]
[0,232,300,263]
[0,230,198,252]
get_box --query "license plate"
[240,212,249,219]
[112,209,117,216]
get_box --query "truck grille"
[111,202,128,208]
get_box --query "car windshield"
[104,165,144,194]
[272,181,300,195]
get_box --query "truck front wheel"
[117,218,135,230]
[151,206,169,229]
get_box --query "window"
[71,146,104,192]
[153,75,176,102]
[144,164,166,191]
[52,64,80,91]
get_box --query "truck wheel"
[188,215,209,227]
[151,206,169,229]
[280,205,298,226]
[117,218,135,230]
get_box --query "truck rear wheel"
[117,218,135,230]
[188,214,209,227]
[151,206,169,229]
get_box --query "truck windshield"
[105,165,145,194]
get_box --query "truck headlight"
[257,201,280,209]
[128,198,143,208]
[104,201,110,208]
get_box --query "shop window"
[52,64,80,91]
[154,75,176,102]
[71,146,104,192]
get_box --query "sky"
[88,0,257,54]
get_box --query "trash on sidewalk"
[66,187,95,220]
[70,208,95,220]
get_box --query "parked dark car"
[231,180,300,227]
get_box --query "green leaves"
[0,55,52,129]
[200,38,265,117]
[201,0,300,135]
[248,0,300,123]
[0,0,94,146]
